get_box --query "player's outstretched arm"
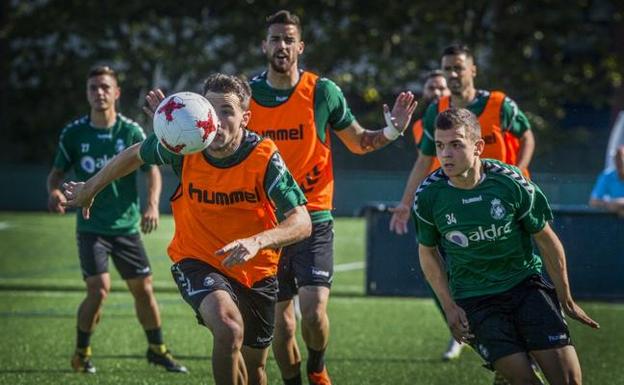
[533,223,600,329]
[62,143,145,219]
[218,205,312,269]
[389,153,434,234]
[419,244,474,342]
[334,92,417,154]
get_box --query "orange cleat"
[308,367,332,385]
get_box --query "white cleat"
[442,338,465,361]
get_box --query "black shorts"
[171,258,277,349]
[77,232,151,280]
[277,220,334,301]
[457,275,572,368]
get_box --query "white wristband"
[382,110,402,140]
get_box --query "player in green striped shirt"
[47,65,186,374]
[415,108,598,384]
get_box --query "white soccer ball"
[153,91,219,155]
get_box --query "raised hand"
[388,91,417,133]
[142,89,167,119]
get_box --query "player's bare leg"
[242,346,270,385]
[493,352,544,385]
[299,286,331,384]
[72,273,111,373]
[273,299,302,381]
[199,290,247,385]
[78,273,111,332]
[126,275,160,329]
[125,275,186,372]
[530,346,582,385]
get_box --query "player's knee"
[86,284,110,303]
[301,305,326,330]
[276,313,297,338]
[212,317,244,351]
[128,278,155,302]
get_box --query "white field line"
[0,221,11,230]
[334,261,365,272]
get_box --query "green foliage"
[3,1,624,169]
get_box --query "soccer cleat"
[146,345,188,373]
[308,367,332,385]
[71,347,96,374]
[442,338,465,361]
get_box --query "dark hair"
[424,69,445,82]
[442,44,474,61]
[266,10,302,34]
[87,65,118,82]
[202,73,252,110]
[435,108,481,142]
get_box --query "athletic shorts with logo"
[171,258,277,349]
[277,220,334,301]
[457,274,571,368]
[77,232,151,280]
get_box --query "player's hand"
[445,303,474,343]
[217,237,262,269]
[48,189,67,214]
[142,89,166,119]
[560,298,600,329]
[141,204,159,234]
[387,91,417,134]
[61,181,94,220]
[389,202,410,235]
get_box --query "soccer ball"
[153,91,219,155]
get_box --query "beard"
[267,52,293,74]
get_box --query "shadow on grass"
[94,354,442,365]
[0,368,70,374]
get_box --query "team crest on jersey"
[115,138,126,153]
[203,276,215,287]
[490,198,506,220]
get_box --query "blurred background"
[1,0,623,211]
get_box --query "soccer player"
[411,70,450,157]
[415,108,599,385]
[404,70,466,361]
[247,10,417,385]
[46,65,186,374]
[390,43,535,235]
[62,73,312,385]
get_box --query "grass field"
[0,212,622,385]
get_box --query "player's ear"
[299,40,305,55]
[474,138,485,156]
[242,110,251,128]
[262,39,267,54]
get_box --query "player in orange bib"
[248,10,417,385]
[62,74,312,385]
[391,44,535,236]
[411,70,451,175]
